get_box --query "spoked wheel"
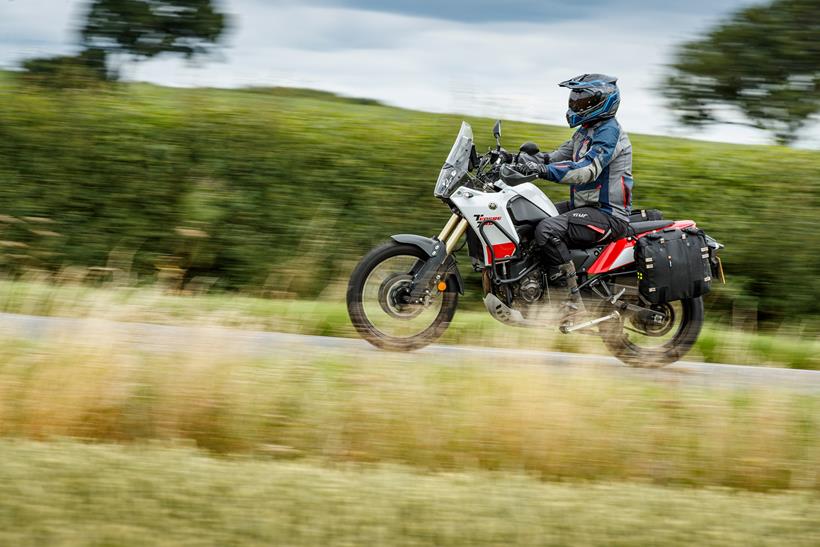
[600,296,704,367]
[347,242,458,351]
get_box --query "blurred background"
[0,0,818,544]
[0,0,817,326]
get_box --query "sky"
[1,0,817,147]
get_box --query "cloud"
[3,0,815,146]
[228,2,418,52]
[266,0,759,23]
[131,5,711,134]
[0,0,86,65]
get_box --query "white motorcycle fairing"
[450,182,559,266]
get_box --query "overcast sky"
[2,0,817,147]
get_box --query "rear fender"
[390,234,465,294]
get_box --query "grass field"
[1,286,817,544]
[0,440,817,546]
[0,321,817,492]
[0,280,817,369]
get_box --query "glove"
[516,152,549,178]
[519,142,550,164]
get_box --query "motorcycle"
[346,121,724,367]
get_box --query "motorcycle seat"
[629,220,674,234]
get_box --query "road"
[0,312,818,393]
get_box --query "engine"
[481,239,551,316]
[487,263,549,314]
[516,272,544,304]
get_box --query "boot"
[558,261,586,328]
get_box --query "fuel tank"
[506,183,560,217]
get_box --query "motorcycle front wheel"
[347,242,458,351]
[599,296,704,367]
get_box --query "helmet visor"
[568,89,603,115]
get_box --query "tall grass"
[0,441,818,546]
[0,322,816,491]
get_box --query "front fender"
[390,234,465,295]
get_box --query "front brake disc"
[378,273,425,320]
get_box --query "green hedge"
[0,74,818,323]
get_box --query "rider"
[516,73,633,326]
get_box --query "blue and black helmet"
[559,74,620,128]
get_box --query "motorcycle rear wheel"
[347,242,458,351]
[599,297,704,368]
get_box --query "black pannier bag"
[635,227,712,304]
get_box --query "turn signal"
[437,281,447,292]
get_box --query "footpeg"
[609,288,626,304]
[560,311,620,334]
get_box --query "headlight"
[434,167,461,198]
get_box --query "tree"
[664,0,819,145]
[80,0,229,80]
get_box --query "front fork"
[437,214,469,255]
[406,214,468,301]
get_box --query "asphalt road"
[1,312,818,393]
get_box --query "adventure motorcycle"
[346,121,724,367]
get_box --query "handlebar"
[499,164,538,185]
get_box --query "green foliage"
[20,49,108,88]
[0,75,818,323]
[665,0,820,144]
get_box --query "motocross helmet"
[559,74,620,128]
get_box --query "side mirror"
[492,120,502,151]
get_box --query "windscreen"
[434,122,473,198]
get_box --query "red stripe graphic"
[485,242,516,265]
[588,220,698,274]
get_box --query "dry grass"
[0,320,817,492]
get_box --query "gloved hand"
[516,152,549,178]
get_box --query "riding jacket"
[545,117,633,222]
